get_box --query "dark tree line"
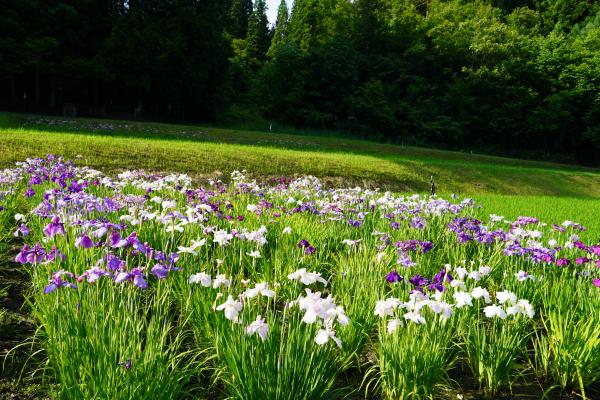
[1,0,600,165]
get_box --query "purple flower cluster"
[408,268,454,293]
[298,239,316,255]
[15,243,65,264]
[448,217,506,245]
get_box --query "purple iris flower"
[304,246,316,255]
[75,234,94,249]
[117,359,132,371]
[552,224,566,233]
[390,222,400,230]
[24,187,35,197]
[14,224,30,237]
[106,254,125,271]
[593,278,600,288]
[298,239,311,249]
[151,264,169,280]
[15,244,30,264]
[386,270,403,283]
[576,257,590,266]
[115,268,148,289]
[588,245,600,257]
[420,241,434,254]
[27,243,47,264]
[78,267,110,283]
[411,217,425,229]
[43,216,65,237]
[427,282,445,292]
[46,246,66,263]
[409,274,428,288]
[44,270,78,294]
[397,254,416,268]
[110,231,128,248]
[348,219,363,227]
[556,258,571,267]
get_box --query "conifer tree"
[246,0,271,60]
[268,0,290,55]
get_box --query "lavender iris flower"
[115,268,148,289]
[14,224,30,237]
[151,264,169,280]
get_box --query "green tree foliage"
[228,0,254,39]
[246,0,271,61]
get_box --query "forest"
[1,0,599,165]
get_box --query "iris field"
[0,115,599,399]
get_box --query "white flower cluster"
[291,289,349,348]
[375,291,453,333]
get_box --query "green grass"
[475,195,600,240]
[0,112,599,198]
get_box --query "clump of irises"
[2,155,599,400]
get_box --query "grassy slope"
[1,113,599,234]
[1,113,599,198]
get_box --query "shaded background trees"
[1,0,599,165]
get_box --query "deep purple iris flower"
[593,278,600,288]
[386,270,403,283]
[348,219,363,227]
[298,239,311,249]
[409,274,429,288]
[24,187,35,198]
[411,217,425,229]
[44,270,78,294]
[43,216,65,237]
[420,241,434,254]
